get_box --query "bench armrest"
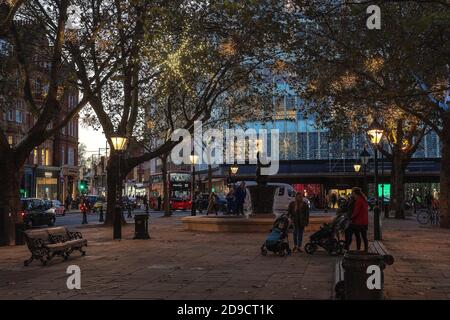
[68,231,83,240]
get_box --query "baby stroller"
[304,212,349,255]
[261,214,291,257]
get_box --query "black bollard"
[374,205,382,241]
[99,207,104,222]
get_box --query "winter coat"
[288,201,310,228]
[351,196,369,226]
[235,187,246,204]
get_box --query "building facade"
[0,23,79,202]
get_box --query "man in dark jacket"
[235,182,247,215]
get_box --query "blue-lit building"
[195,81,441,203]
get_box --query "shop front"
[35,167,60,200]
[60,165,79,202]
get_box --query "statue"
[248,152,277,216]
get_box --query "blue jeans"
[293,225,304,247]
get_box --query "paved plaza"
[0,213,449,300]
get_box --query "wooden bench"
[23,227,87,266]
[369,241,394,266]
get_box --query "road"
[54,209,191,227]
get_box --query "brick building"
[0,22,79,202]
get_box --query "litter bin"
[133,213,150,239]
[342,251,386,300]
[15,223,25,245]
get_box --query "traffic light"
[79,180,88,194]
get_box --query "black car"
[21,198,56,228]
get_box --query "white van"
[239,181,297,216]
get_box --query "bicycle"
[416,207,440,226]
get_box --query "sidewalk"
[381,216,450,300]
[0,216,335,300]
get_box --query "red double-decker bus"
[148,172,192,211]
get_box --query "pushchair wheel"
[278,250,286,257]
[261,245,268,256]
[304,243,316,255]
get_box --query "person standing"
[288,193,310,252]
[65,194,72,213]
[350,187,369,252]
[235,182,246,215]
[207,192,218,216]
[226,188,235,215]
[157,195,162,211]
[344,191,356,250]
[143,194,149,214]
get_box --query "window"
[33,149,38,165]
[45,149,50,166]
[61,149,65,165]
[41,148,45,164]
[15,110,23,123]
[288,188,296,197]
[0,39,10,56]
[7,136,13,146]
[68,147,74,166]
[35,78,42,95]
[62,126,66,135]
[278,187,285,196]
[68,95,77,109]
[7,110,14,121]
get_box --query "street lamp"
[110,134,128,240]
[229,164,239,188]
[353,162,361,173]
[367,120,384,241]
[190,153,199,216]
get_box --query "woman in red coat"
[350,187,369,252]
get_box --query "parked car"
[45,200,66,216]
[92,197,107,213]
[20,198,56,228]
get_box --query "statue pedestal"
[247,185,277,215]
[249,213,276,219]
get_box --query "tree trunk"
[390,152,407,219]
[0,151,22,246]
[440,123,450,228]
[104,155,118,226]
[161,154,171,216]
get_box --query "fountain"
[247,152,277,218]
[182,153,333,232]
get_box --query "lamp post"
[110,134,128,240]
[367,120,384,241]
[230,164,239,187]
[190,153,199,216]
[360,147,371,197]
